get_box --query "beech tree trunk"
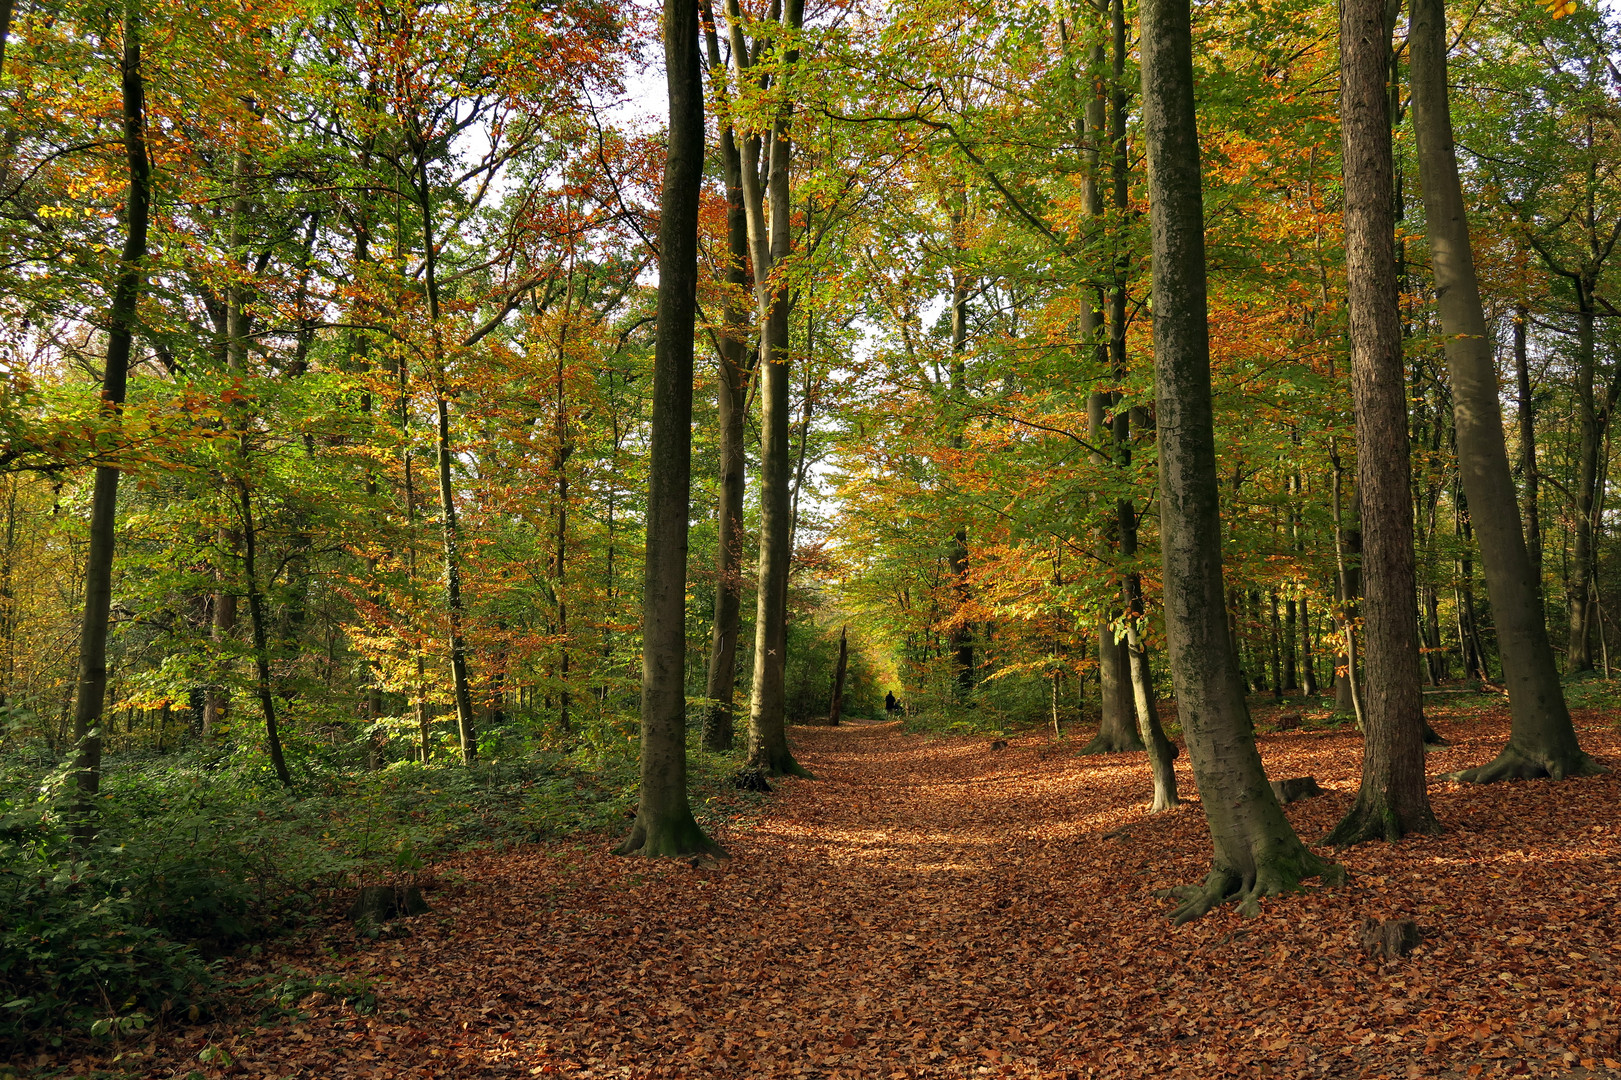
[1565,284,1600,672]
[1083,395,1141,754]
[744,0,810,777]
[1410,0,1599,782]
[238,480,293,788]
[419,165,477,760]
[1513,306,1541,598]
[1325,0,1438,844]
[825,624,848,726]
[1140,0,1338,920]
[701,15,755,752]
[617,0,722,858]
[946,264,974,700]
[70,0,149,839]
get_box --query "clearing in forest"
[57,704,1621,1079]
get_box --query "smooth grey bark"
[1122,495,1179,812]
[1083,390,1139,754]
[617,0,723,858]
[1325,0,1438,844]
[1139,0,1338,921]
[1410,0,1600,782]
[70,0,149,839]
[743,0,810,777]
[701,8,755,752]
[1072,20,1135,752]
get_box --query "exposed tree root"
[1421,718,1449,746]
[750,745,816,779]
[614,813,728,859]
[1167,853,1344,926]
[1080,730,1145,755]
[1323,795,1442,847]
[1449,743,1605,784]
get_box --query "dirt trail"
[90,711,1621,1079]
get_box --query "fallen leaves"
[29,703,1621,1079]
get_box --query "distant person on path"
[885,691,903,717]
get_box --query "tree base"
[1324,795,1442,847]
[700,705,734,753]
[1448,743,1605,784]
[1421,718,1449,746]
[614,811,728,859]
[1165,851,1344,926]
[1080,731,1145,755]
[1147,788,1181,814]
[749,745,816,779]
[1359,918,1422,959]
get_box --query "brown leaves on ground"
[53,703,1621,1079]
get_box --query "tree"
[731,0,813,777]
[1139,0,1339,921]
[1410,0,1601,782]
[1323,0,1438,845]
[616,0,724,858]
[699,0,758,753]
[69,0,151,838]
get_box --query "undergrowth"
[0,717,749,1048]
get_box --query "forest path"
[118,708,1621,1079]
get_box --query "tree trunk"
[1283,597,1297,690]
[1513,305,1542,601]
[1410,0,1598,781]
[1565,285,1599,672]
[1268,591,1282,700]
[617,0,723,858]
[947,266,975,700]
[1140,0,1338,920]
[436,393,478,762]
[744,0,810,778]
[824,624,848,726]
[1122,488,1179,811]
[1330,451,1366,727]
[1300,596,1318,696]
[1082,393,1142,754]
[700,17,755,751]
[416,147,478,762]
[1325,0,1438,844]
[0,0,14,83]
[70,0,149,840]
[237,480,293,788]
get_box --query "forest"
[2,0,1620,1072]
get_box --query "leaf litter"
[45,701,1621,1079]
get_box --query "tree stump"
[1274,712,1302,731]
[1270,776,1324,804]
[990,739,1009,750]
[348,885,429,926]
[730,767,772,792]
[1359,917,1421,959]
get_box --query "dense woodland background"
[1,0,1618,1049]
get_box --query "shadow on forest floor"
[22,694,1621,1080]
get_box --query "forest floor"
[29,697,1621,1080]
